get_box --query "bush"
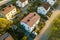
[48,16,60,40]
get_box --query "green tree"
[48,16,60,40]
[21,36,28,40]
[0,18,13,34]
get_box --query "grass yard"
[48,16,60,40]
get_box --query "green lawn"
[48,16,60,40]
[12,0,17,3]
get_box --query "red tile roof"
[21,12,40,27]
[1,4,15,15]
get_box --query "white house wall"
[41,0,56,6]
[37,7,47,15]
[47,7,50,12]
[37,6,50,15]
[22,0,28,7]
[47,0,56,6]
[16,0,28,7]
[5,8,16,20]
[30,18,40,32]
[20,21,31,32]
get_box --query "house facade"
[0,32,14,40]
[20,12,40,32]
[41,0,56,6]
[16,0,28,7]
[0,4,17,20]
[37,2,50,15]
[47,0,56,6]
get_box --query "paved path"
[34,10,60,40]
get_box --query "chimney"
[34,14,36,16]
[27,19,30,22]
[2,9,4,11]
[9,5,11,7]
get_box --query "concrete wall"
[20,21,31,32]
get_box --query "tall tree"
[48,16,60,40]
[0,18,13,34]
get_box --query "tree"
[0,18,13,34]
[21,36,28,40]
[48,16,60,40]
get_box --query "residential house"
[37,2,50,15]
[20,12,40,32]
[47,0,56,6]
[0,4,17,20]
[41,0,56,6]
[16,0,28,7]
[0,32,14,40]
[0,0,11,6]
